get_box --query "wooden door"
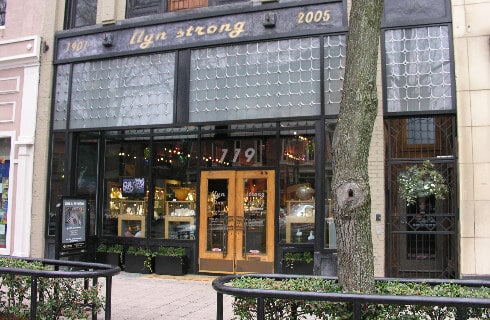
[199,170,274,274]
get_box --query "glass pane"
[48,133,66,236]
[53,65,70,130]
[324,119,336,249]
[243,177,267,254]
[206,179,228,252]
[76,135,99,236]
[73,0,97,28]
[151,138,198,239]
[70,53,176,129]
[189,38,321,122]
[0,137,10,248]
[324,35,346,115]
[104,139,150,237]
[385,26,453,112]
[279,128,316,244]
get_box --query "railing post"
[353,301,361,320]
[105,276,113,320]
[216,292,223,320]
[257,297,265,320]
[30,275,38,320]
[457,306,467,320]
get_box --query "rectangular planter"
[125,254,153,274]
[97,252,121,267]
[154,256,187,276]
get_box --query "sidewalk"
[101,272,235,320]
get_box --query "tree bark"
[332,0,384,293]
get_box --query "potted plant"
[398,160,448,208]
[282,251,313,275]
[124,246,155,274]
[96,243,124,267]
[154,246,187,276]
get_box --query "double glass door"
[199,170,274,274]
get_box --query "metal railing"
[0,257,120,320]
[213,274,490,320]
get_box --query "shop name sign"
[56,2,344,62]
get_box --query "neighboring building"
[34,0,489,278]
[0,0,48,257]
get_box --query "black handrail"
[0,257,120,320]
[212,274,490,320]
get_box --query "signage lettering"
[56,3,344,61]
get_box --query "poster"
[61,198,87,246]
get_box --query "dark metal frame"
[0,257,120,320]
[213,274,490,320]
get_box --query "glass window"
[47,133,66,236]
[324,119,336,249]
[279,126,316,244]
[324,35,346,115]
[0,137,11,248]
[75,134,99,236]
[151,135,198,239]
[0,0,6,26]
[199,124,278,168]
[103,138,150,237]
[53,65,71,131]
[65,0,97,29]
[70,53,176,129]
[189,38,321,123]
[168,0,207,11]
[385,26,453,113]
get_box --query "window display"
[0,137,10,249]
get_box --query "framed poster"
[57,197,88,256]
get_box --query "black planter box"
[282,260,314,275]
[154,256,187,276]
[125,254,153,274]
[97,252,121,267]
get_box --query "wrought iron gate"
[385,116,458,278]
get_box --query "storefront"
[47,1,346,274]
[48,0,459,277]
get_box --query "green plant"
[155,246,185,257]
[126,246,155,272]
[398,160,448,206]
[0,257,104,319]
[283,251,313,269]
[231,277,490,319]
[97,243,123,254]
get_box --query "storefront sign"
[56,2,344,62]
[58,198,88,255]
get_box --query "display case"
[108,197,147,237]
[165,200,196,239]
[285,200,315,243]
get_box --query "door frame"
[198,170,275,274]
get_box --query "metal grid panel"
[189,38,321,123]
[70,53,176,129]
[385,26,452,112]
[53,65,71,130]
[324,35,346,115]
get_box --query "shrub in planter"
[124,246,155,274]
[282,251,313,275]
[96,243,124,267]
[0,257,104,319]
[154,246,187,276]
[231,277,490,320]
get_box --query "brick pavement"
[100,272,235,320]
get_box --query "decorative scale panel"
[53,65,71,130]
[385,26,452,112]
[189,38,321,123]
[70,53,176,129]
[324,35,346,115]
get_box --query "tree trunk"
[332,0,384,293]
